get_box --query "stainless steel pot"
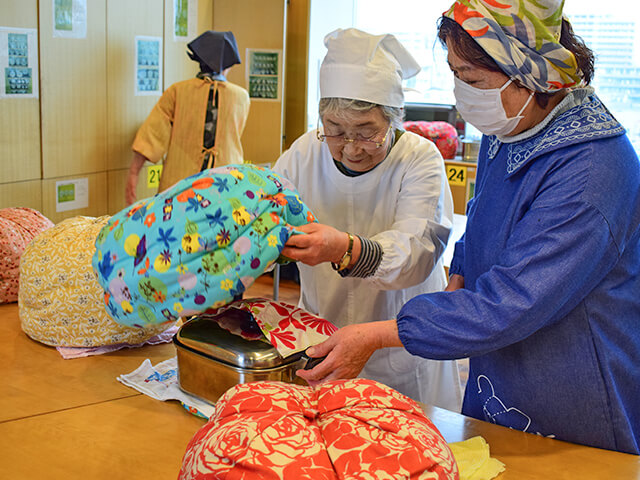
[174,315,310,403]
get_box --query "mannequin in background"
[126,30,250,205]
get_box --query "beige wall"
[284,0,310,151]
[0,0,214,222]
[1,0,310,221]
[0,1,41,188]
[213,0,288,165]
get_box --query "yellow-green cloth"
[444,0,583,92]
[449,436,506,480]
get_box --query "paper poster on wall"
[135,36,162,96]
[0,27,39,99]
[246,49,281,101]
[53,0,87,39]
[56,178,89,212]
[173,0,198,42]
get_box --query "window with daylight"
[307,0,640,154]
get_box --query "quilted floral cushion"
[92,164,315,327]
[0,208,54,304]
[179,379,459,479]
[19,216,174,347]
[403,121,459,159]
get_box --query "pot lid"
[175,314,301,369]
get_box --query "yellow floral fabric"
[19,216,174,347]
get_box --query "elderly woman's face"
[321,107,392,173]
[446,39,535,130]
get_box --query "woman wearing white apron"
[273,28,462,411]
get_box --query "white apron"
[273,130,462,411]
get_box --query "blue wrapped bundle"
[92,164,314,327]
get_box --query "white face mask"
[454,77,534,137]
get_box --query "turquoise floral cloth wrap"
[92,164,315,327]
[444,0,584,92]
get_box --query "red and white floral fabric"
[403,121,459,160]
[179,379,459,480]
[0,208,54,304]
[202,297,338,357]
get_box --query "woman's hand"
[281,223,354,266]
[445,273,465,292]
[296,320,402,387]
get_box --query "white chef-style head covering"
[319,28,421,108]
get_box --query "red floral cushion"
[0,208,54,304]
[179,379,459,479]
[403,121,459,159]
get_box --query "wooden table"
[423,405,640,479]
[0,301,179,422]
[2,297,639,479]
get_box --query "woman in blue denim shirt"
[296,0,640,454]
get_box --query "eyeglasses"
[316,123,392,151]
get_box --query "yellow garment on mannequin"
[132,77,250,192]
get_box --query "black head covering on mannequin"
[187,30,241,75]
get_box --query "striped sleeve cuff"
[338,235,383,278]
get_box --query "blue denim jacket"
[397,94,640,454]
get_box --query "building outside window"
[307,0,640,155]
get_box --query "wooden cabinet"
[41,172,109,223]
[0,0,41,185]
[213,0,287,165]
[0,181,43,211]
[1,0,311,215]
[444,160,477,215]
[107,166,159,213]
[106,0,164,171]
[284,0,310,151]
[1,0,214,217]
[39,0,108,179]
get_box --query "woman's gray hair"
[318,97,404,129]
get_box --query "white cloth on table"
[117,356,215,419]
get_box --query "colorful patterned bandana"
[92,164,315,328]
[444,0,583,92]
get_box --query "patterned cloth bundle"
[92,164,315,327]
[178,379,459,479]
[200,297,338,357]
[20,216,173,347]
[0,207,53,304]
